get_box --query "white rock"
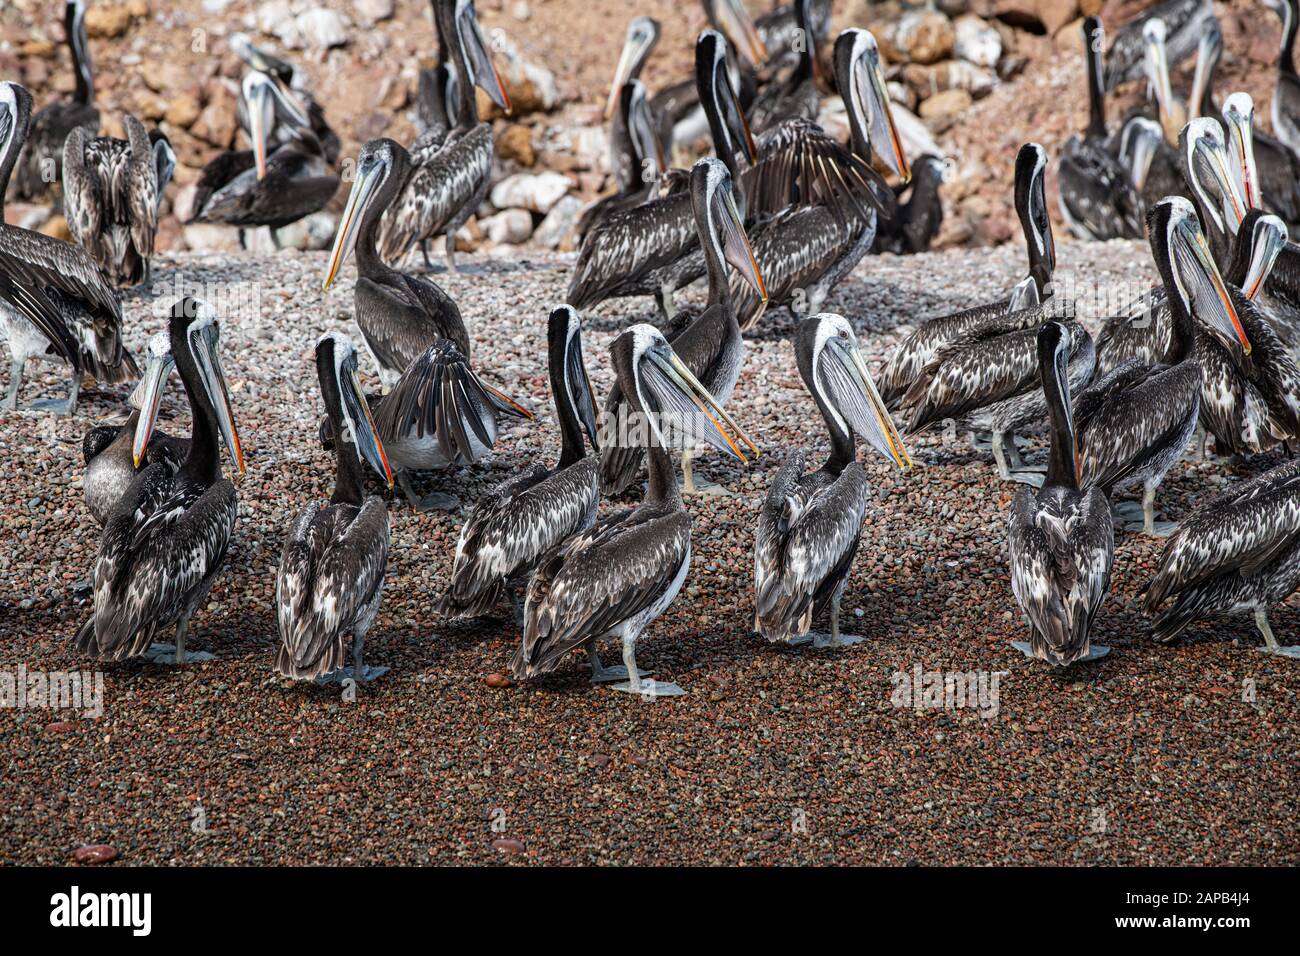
[354,0,394,25]
[172,182,201,225]
[254,0,296,39]
[953,14,1001,69]
[570,126,610,174]
[183,223,245,253]
[297,9,349,50]
[892,104,945,165]
[490,172,571,214]
[532,195,583,250]
[266,211,339,251]
[492,33,560,112]
[482,208,535,245]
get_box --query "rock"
[953,14,1002,68]
[38,215,71,242]
[3,203,50,231]
[904,60,997,99]
[490,171,570,214]
[1038,0,1080,34]
[880,11,955,66]
[164,93,202,129]
[353,0,394,25]
[568,127,609,174]
[191,102,237,148]
[19,40,56,58]
[84,5,133,39]
[533,195,583,251]
[918,88,972,127]
[45,721,78,733]
[72,844,119,865]
[298,9,350,50]
[1078,0,1103,13]
[492,838,525,855]
[484,672,514,688]
[248,212,338,251]
[183,223,245,252]
[496,124,536,167]
[481,208,535,245]
[477,34,560,118]
[255,0,296,39]
[995,0,1079,35]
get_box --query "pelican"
[377,0,511,273]
[275,333,395,683]
[14,0,98,202]
[1074,198,1249,535]
[602,16,661,120]
[1059,18,1143,240]
[0,82,135,416]
[1103,0,1214,92]
[189,72,339,247]
[439,306,601,627]
[1117,20,1188,212]
[754,313,911,648]
[729,28,908,332]
[75,298,244,665]
[1262,0,1300,155]
[878,142,1058,407]
[1221,92,1300,232]
[746,0,821,134]
[873,154,944,256]
[598,158,766,497]
[1008,321,1115,666]
[228,31,340,166]
[62,115,175,287]
[754,0,832,79]
[1144,456,1300,657]
[513,324,758,697]
[576,79,669,242]
[82,335,188,526]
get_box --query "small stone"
[84,5,134,39]
[482,208,534,245]
[484,673,514,688]
[496,125,536,167]
[165,94,202,130]
[45,721,79,733]
[492,838,525,855]
[72,844,119,865]
[532,195,583,251]
[490,172,571,214]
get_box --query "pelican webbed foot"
[316,664,391,683]
[604,636,683,697]
[1009,640,1111,663]
[1254,610,1300,658]
[585,644,650,684]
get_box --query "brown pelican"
[1103,0,1214,92]
[1116,19,1188,212]
[569,30,757,322]
[439,306,600,628]
[1144,456,1300,657]
[873,154,944,256]
[82,334,188,526]
[1075,198,1248,536]
[228,32,341,166]
[729,28,908,332]
[189,72,339,247]
[75,298,244,665]
[754,0,832,79]
[879,142,1058,407]
[1059,18,1143,240]
[599,158,766,496]
[1262,0,1300,155]
[62,116,175,287]
[746,0,821,134]
[0,82,135,416]
[576,79,669,243]
[1221,92,1300,232]
[323,138,467,386]
[602,16,661,120]
[14,0,98,202]
[754,313,911,648]
[275,333,394,683]
[1008,321,1115,666]
[513,323,758,697]
[376,0,510,273]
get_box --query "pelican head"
[323,138,408,290]
[691,158,766,307]
[696,29,758,167]
[1180,117,1246,238]
[603,16,661,118]
[316,332,393,488]
[547,306,600,453]
[1222,91,1261,210]
[834,29,910,182]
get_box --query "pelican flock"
[4,0,1300,744]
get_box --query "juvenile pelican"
[75,299,244,664]
[754,314,911,648]
[514,324,758,697]
[276,333,395,683]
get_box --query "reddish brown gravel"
[0,240,1297,866]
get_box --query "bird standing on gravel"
[0,82,136,416]
[754,313,911,648]
[514,324,758,697]
[76,299,244,665]
[439,307,601,629]
[1008,321,1115,667]
[276,333,395,684]
[377,0,511,273]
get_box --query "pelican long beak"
[346,367,394,487]
[604,28,651,119]
[566,326,600,452]
[715,0,767,66]
[131,351,175,468]
[716,180,766,306]
[1223,94,1261,211]
[1187,28,1219,121]
[463,4,511,113]
[190,324,246,476]
[247,81,270,180]
[1187,119,1245,234]
[1243,215,1288,300]
[829,333,912,469]
[1172,212,1251,355]
[648,345,760,463]
[1143,23,1174,142]
[860,45,910,183]
[322,157,382,291]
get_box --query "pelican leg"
[807,592,865,649]
[585,641,649,684]
[995,430,1045,486]
[269,229,281,250]
[31,367,80,416]
[679,449,732,496]
[420,240,435,271]
[445,232,458,275]
[398,472,459,512]
[319,631,390,683]
[654,288,674,324]
[1254,609,1300,658]
[2,355,24,410]
[608,631,685,697]
[1142,483,1178,537]
[145,614,214,665]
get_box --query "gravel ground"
[1,238,1297,866]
